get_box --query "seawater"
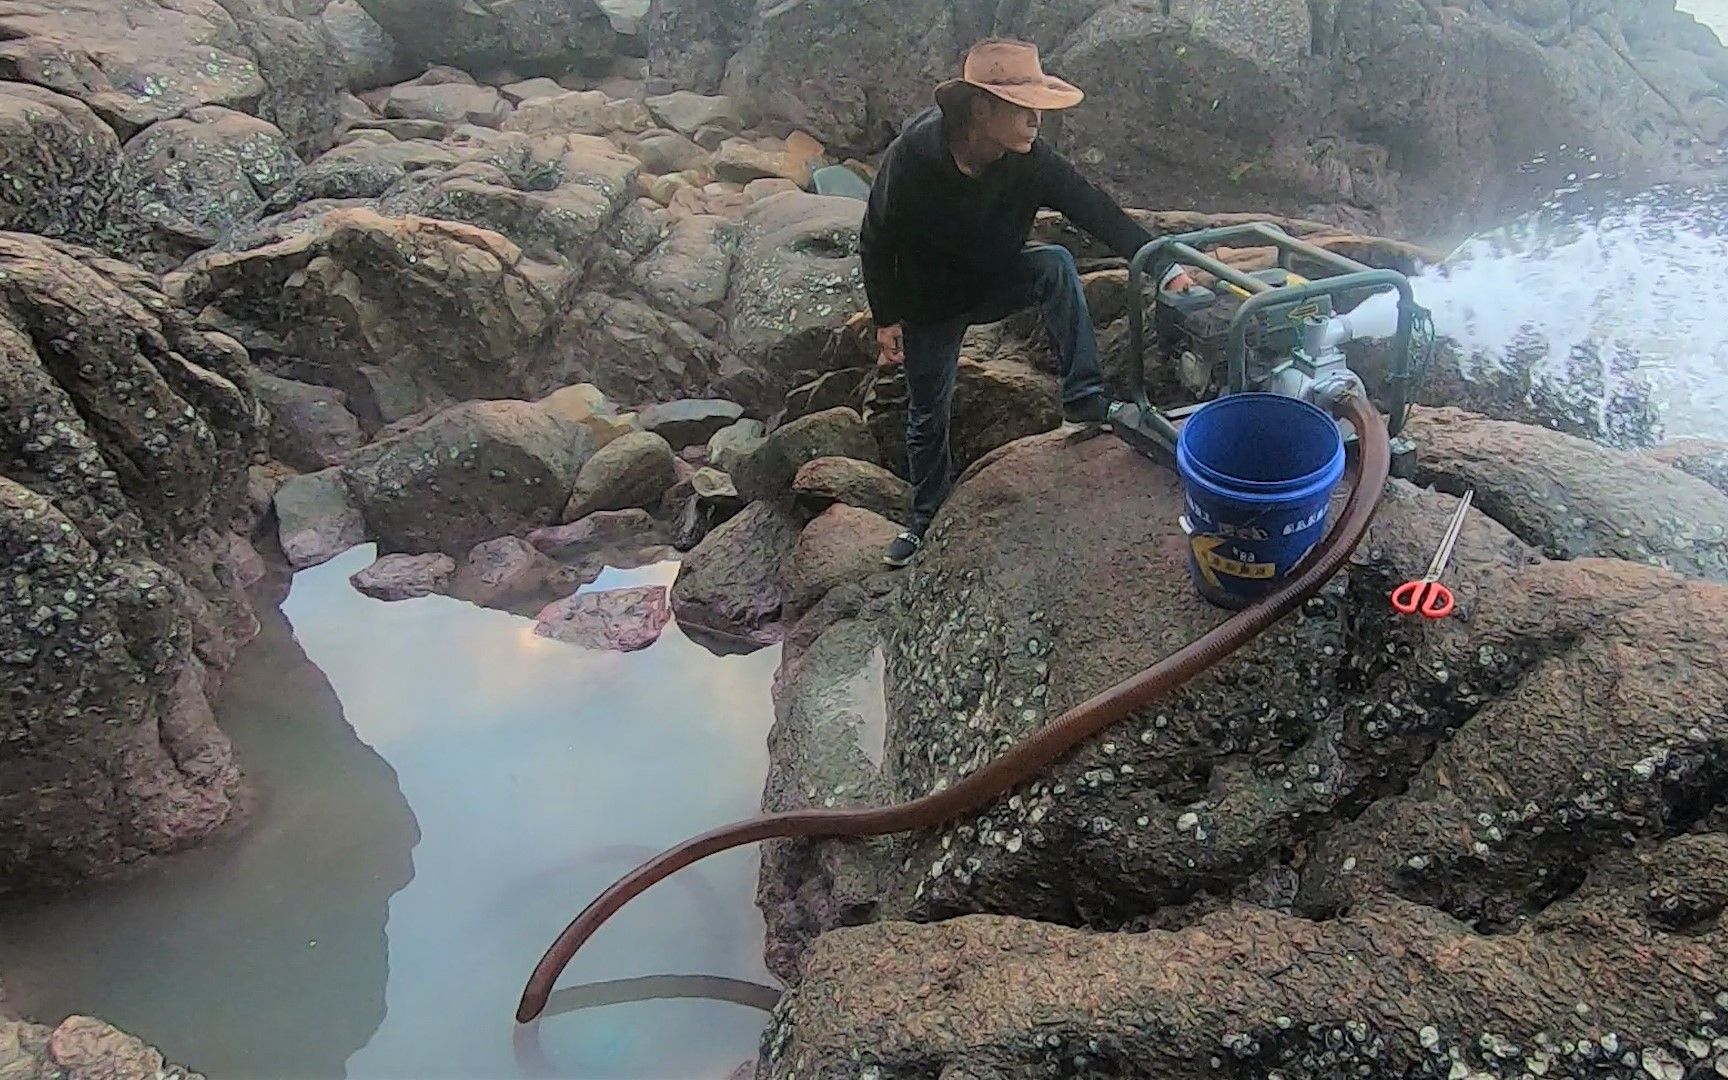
[0,550,784,1079]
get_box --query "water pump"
[1111,223,1434,461]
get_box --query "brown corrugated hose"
[516,392,1391,1023]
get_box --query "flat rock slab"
[534,585,671,651]
[639,399,746,449]
[349,552,456,600]
[670,499,799,645]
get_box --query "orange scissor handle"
[1390,579,1455,619]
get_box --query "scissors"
[1391,490,1473,619]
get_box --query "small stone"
[1420,1026,1440,1050]
[1177,812,1199,831]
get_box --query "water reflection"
[0,584,419,1078]
[0,546,784,1080]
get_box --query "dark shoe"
[1061,394,1112,427]
[882,531,922,568]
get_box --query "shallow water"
[0,548,784,1079]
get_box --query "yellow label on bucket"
[1191,536,1277,588]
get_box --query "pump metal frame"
[1115,223,1419,460]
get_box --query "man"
[861,38,1189,567]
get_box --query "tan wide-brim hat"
[934,39,1084,113]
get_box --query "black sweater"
[859,106,1155,328]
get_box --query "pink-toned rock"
[350,552,456,600]
[450,536,556,606]
[534,585,671,651]
[527,508,656,558]
[780,503,901,615]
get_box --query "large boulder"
[172,208,562,425]
[253,373,366,471]
[382,82,510,128]
[733,407,879,504]
[864,356,1061,483]
[0,233,260,893]
[1647,438,1728,496]
[725,192,868,400]
[354,0,617,75]
[1403,407,1728,582]
[670,499,800,645]
[764,893,1728,1079]
[562,430,678,519]
[749,405,1728,1080]
[0,84,137,255]
[0,0,343,156]
[119,107,303,266]
[791,456,911,525]
[339,397,597,555]
[319,0,418,91]
[779,504,901,615]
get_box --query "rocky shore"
[3,0,1727,1075]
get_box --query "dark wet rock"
[534,584,671,652]
[734,407,879,504]
[783,367,870,424]
[780,504,902,616]
[758,610,895,981]
[1297,558,1728,934]
[172,207,561,425]
[320,0,417,91]
[725,192,866,399]
[383,82,510,128]
[671,466,745,551]
[539,290,730,409]
[792,457,911,526]
[1403,407,1728,581]
[0,1014,206,1080]
[0,233,259,892]
[253,373,366,472]
[864,357,1060,482]
[1647,438,1728,496]
[628,216,734,318]
[354,0,616,75]
[348,551,456,600]
[274,466,368,569]
[670,499,799,645]
[448,535,557,607]
[644,1,750,95]
[563,430,678,519]
[708,418,767,475]
[763,893,1728,1079]
[0,84,137,255]
[120,106,302,265]
[639,399,746,450]
[0,0,266,142]
[340,397,596,556]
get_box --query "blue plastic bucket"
[1175,393,1346,609]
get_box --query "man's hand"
[876,324,905,365]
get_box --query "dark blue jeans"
[901,243,1105,535]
